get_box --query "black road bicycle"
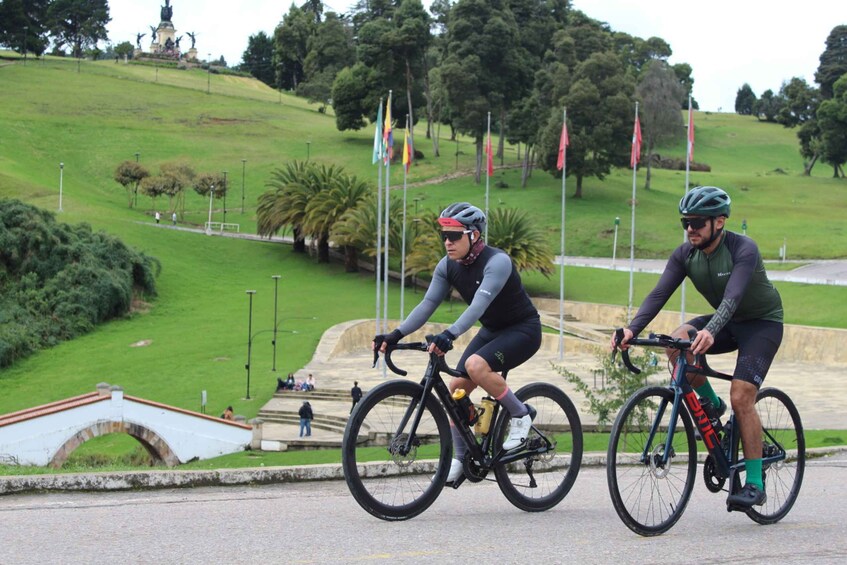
[342,339,583,521]
[607,330,805,536]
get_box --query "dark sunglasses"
[441,230,472,242]
[680,217,709,230]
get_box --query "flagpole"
[400,116,409,321]
[374,97,384,337]
[681,95,693,325]
[383,91,392,340]
[627,102,640,323]
[485,111,491,241]
[558,107,568,360]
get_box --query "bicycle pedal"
[448,475,467,489]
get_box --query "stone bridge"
[0,383,254,468]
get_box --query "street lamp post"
[22,26,28,66]
[612,216,620,268]
[135,152,140,163]
[133,152,140,207]
[206,184,215,235]
[271,275,281,371]
[241,159,246,214]
[207,53,211,94]
[306,141,311,161]
[222,171,228,224]
[58,162,64,212]
[245,290,257,400]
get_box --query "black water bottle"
[452,388,477,425]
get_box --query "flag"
[372,102,383,165]
[383,96,393,163]
[556,120,569,171]
[485,129,494,176]
[630,115,642,168]
[687,103,695,163]
[402,128,413,173]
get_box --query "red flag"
[630,115,642,168]
[556,121,569,171]
[687,106,695,163]
[486,130,494,176]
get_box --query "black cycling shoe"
[727,483,767,508]
[701,397,727,420]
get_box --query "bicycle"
[341,339,583,521]
[607,330,805,536]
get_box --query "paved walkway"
[260,320,847,448]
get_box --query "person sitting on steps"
[373,202,542,484]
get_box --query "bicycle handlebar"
[373,339,466,379]
[612,328,696,375]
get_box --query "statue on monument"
[175,35,182,49]
[160,0,173,22]
[136,33,146,49]
[187,32,196,49]
[149,25,157,42]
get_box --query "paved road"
[3,453,845,564]
[560,256,847,286]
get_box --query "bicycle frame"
[617,333,788,490]
[382,343,548,476]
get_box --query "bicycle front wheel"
[493,383,583,512]
[341,380,451,521]
[607,386,697,536]
[743,387,805,525]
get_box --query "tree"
[299,12,354,111]
[636,60,685,189]
[753,89,783,122]
[46,0,110,58]
[333,193,406,276]
[486,208,554,276]
[0,0,50,56]
[776,77,819,127]
[114,161,149,208]
[815,25,847,100]
[540,50,634,198]
[114,40,134,60]
[816,74,847,177]
[735,83,756,115]
[160,161,195,216]
[273,4,315,90]
[241,31,275,86]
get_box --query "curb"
[2,447,844,496]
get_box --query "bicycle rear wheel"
[607,386,697,536]
[493,383,583,512]
[342,380,451,521]
[743,387,805,524]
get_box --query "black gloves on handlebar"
[373,329,403,350]
[430,329,456,353]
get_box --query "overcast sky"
[106,0,837,112]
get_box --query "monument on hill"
[133,1,197,61]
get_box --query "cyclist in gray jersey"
[374,203,542,483]
[614,186,783,508]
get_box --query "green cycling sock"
[745,458,764,489]
[695,380,720,407]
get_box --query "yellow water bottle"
[474,397,495,435]
[451,388,477,425]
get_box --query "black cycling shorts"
[455,316,542,376]
[688,315,783,388]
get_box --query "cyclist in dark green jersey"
[614,186,783,508]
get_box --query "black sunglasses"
[441,230,472,242]
[680,217,709,230]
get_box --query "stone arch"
[49,421,180,468]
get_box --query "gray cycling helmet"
[679,186,731,218]
[438,202,486,233]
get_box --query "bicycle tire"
[492,383,583,512]
[607,386,697,536]
[742,387,805,524]
[341,380,451,521]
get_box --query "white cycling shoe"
[502,413,532,450]
[446,458,464,482]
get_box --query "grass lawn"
[0,57,845,474]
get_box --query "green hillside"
[0,56,845,423]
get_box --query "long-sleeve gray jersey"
[629,230,783,337]
[397,246,538,338]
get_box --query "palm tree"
[256,161,314,253]
[404,209,442,277]
[304,171,371,270]
[487,208,554,276]
[332,193,406,275]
